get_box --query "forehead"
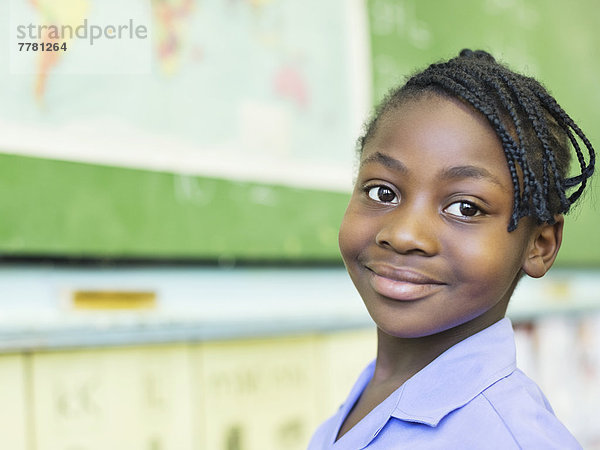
[363,94,509,176]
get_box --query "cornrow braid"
[359,49,595,231]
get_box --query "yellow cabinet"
[192,335,319,450]
[0,354,28,450]
[30,344,193,450]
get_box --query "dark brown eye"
[367,186,399,204]
[459,202,479,216]
[445,201,481,218]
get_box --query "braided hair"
[358,49,595,231]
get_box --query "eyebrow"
[439,165,506,189]
[360,151,408,173]
[360,151,507,190]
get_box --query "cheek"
[338,203,370,263]
[448,231,527,291]
[338,210,356,263]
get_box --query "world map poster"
[2,0,370,191]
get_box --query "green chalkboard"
[366,0,599,266]
[1,154,347,261]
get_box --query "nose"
[375,202,440,256]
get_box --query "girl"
[309,49,595,449]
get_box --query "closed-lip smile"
[365,263,445,301]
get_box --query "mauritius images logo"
[9,0,152,76]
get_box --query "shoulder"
[467,369,582,449]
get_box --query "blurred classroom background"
[1,0,599,449]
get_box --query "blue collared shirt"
[308,318,581,449]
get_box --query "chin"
[369,313,447,339]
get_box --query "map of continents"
[30,0,197,102]
[4,0,357,190]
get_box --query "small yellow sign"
[72,291,156,310]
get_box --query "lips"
[365,263,445,301]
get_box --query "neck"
[372,315,504,386]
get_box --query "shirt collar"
[391,318,517,426]
[333,359,400,449]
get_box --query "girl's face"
[339,93,536,339]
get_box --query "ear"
[522,215,564,278]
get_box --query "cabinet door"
[192,335,319,450]
[31,344,194,450]
[0,354,28,450]
[316,328,377,418]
